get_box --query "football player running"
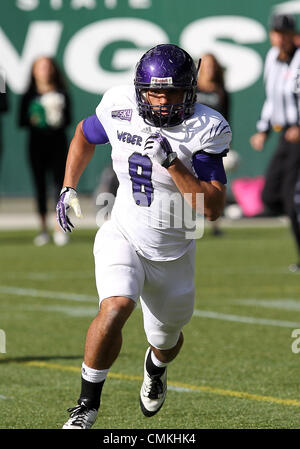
[57,44,231,429]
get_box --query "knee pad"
[147,328,181,351]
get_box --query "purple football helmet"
[134,44,198,128]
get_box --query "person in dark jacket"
[19,56,71,245]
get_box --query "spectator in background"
[250,14,300,272]
[19,56,71,246]
[196,53,231,236]
[196,53,230,122]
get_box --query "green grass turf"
[0,226,300,429]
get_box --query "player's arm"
[63,120,96,189]
[250,48,274,151]
[57,114,109,232]
[167,159,226,221]
[143,131,228,221]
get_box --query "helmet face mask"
[134,44,198,128]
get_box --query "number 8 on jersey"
[128,152,154,207]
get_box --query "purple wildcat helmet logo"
[134,44,199,128]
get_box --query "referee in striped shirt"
[250,13,300,272]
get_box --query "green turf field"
[0,226,300,429]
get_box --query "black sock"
[78,377,105,410]
[146,350,166,376]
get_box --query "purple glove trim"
[192,152,227,184]
[82,114,109,145]
[56,190,74,233]
[152,132,173,155]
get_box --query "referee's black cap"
[269,13,296,32]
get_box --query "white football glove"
[143,132,177,168]
[56,187,82,233]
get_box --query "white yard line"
[0,267,296,279]
[1,285,300,328]
[0,395,13,400]
[168,385,200,393]
[2,303,98,317]
[235,299,300,311]
[0,271,93,280]
[0,286,97,303]
[193,309,300,328]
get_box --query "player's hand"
[285,125,300,143]
[143,132,177,168]
[56,186,82,233]
[250,132,267,151]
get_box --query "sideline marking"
[1,286,300,328]
[0,271,93,281]
[0,286,97,303]
[192,310,300,329]
[235,299,300,312]
[22,360,300,408]
[0,395,12,400]
[2,303,98,317]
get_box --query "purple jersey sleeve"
[82,114,109,145]
[192,151,227,185]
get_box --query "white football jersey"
[96,85,231,261]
